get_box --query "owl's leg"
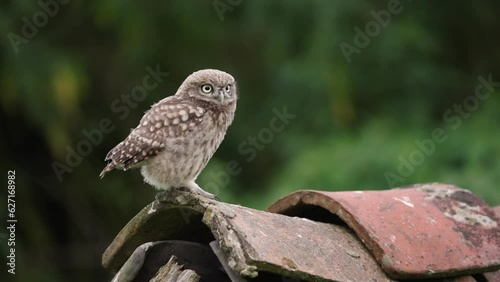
[182,181,219,200]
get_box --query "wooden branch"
[150,255,200,282]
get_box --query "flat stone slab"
[267,183,500,279]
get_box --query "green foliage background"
[1,0,499,281]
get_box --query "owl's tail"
[99,163,115,178]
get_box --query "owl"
[100,69,237,199]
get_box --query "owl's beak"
[218,89,224,103]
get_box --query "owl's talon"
[176,186,219,201]
[202,192,220,201]
[195,190,220,201]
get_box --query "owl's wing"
[99,97,206,177]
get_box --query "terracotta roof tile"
[494,206,500,217]
[103,184,500,281]
[267,183,500,279]
[104,190,395,281]
[205,200,395,281]
[484,270,500,282]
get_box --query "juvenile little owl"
[100,69,237,199]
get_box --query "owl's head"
[177,69,237,105]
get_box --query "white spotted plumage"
[100,69,237,199]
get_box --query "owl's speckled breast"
[141,107,234,189]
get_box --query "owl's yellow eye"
[201,84,213,94]
[225,84,231,93]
